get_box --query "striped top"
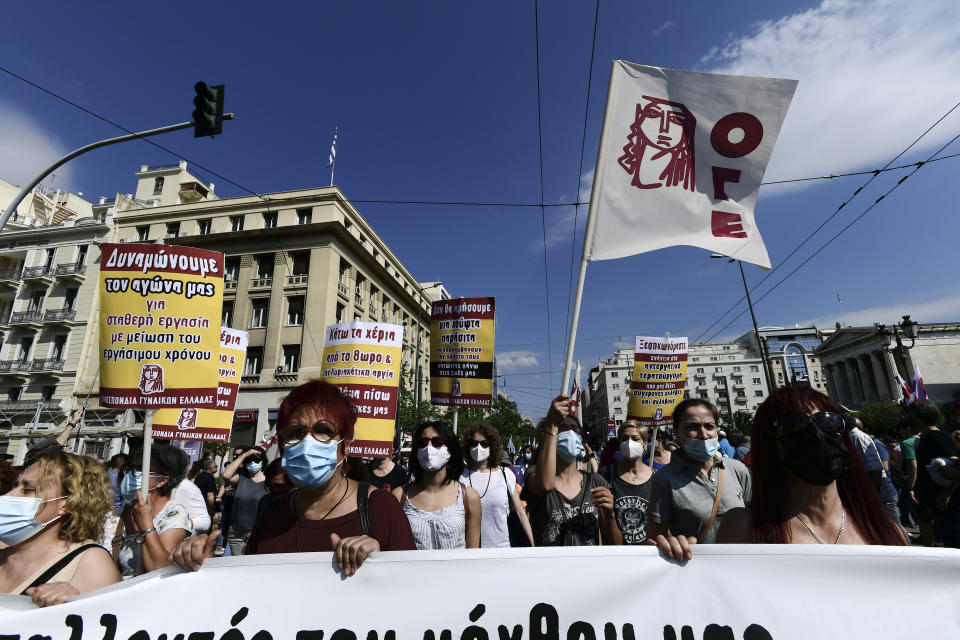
[403,483,466,550]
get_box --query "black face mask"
[780,425,849,486]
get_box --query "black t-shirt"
[603,467,651,545]
[916,429,959,504]
[367,462,408,492]
[193,472,218,515]
[521,471,610,546]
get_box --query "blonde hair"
[35,451,112,544]
[617,420,649,443]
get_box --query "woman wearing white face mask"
[600,421,653,545]
[461,423,534,547]
[168,380,415,576]
[647,399,752,561]
[402,421,481,549]
[220,445,267,555]
[0,451,119,606]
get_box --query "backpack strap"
[21,544,104,595]
[500,467,514,512]
[697,466,724,541]
[356,482,372,537]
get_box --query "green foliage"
[855,403,905,438]
[731,410,754,436]
[395,364,441,442]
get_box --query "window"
[369,286,378,309]
[714,367,723,373]
[297,208,312,225]
[698,391,709,399]
[225,257,240,282]
[282,345,301,372]
[287,297,304,326]
[41,386,56,402]
[291,252,310,276]
[356,275,366,298]
[614,407,623,415]
[52,335,66,360]
[256,254,274,279]
[18,337,32,362]
[250,299,269,328]
[7,387,21,402]
[29,291,44,311]
[222,301,233,329]
[64,288,77,310]
[750,365,759,372]
[733,366,741,372]
[728,356,736,361]
[336,303,345,323]
[338,261,349,284]
[263,212,278,229]
[736,390,746,398]
[136,226,149,241]
[753,377,762,384]
[83,441,107,459]
[692,357,700,362]
[723,346,731,351]
[76,245,88,266]
[230,216,244,232]
[198,219,212,235]
[153,177,164,195]
[611,371,619,378]
[612,383,620,389]
[244,347,263,375]
[755,390,764,397]
[696,367,705,374]
[710,356,718,361]
[814,371,820,381]
[44,248,56,269]
[732,376,742,384]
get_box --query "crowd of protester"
[1,380,957,607]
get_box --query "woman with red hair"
[168,380,416,575]
[717,386,906,545]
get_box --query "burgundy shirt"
[246,487,415,554]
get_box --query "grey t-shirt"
[648,453,751,544]
[521,471,610,546]
[231,475,267,530]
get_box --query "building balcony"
[286,274,308,288]
[179,181,210,202]
[735,396,748,404]
[0,400,38,412]
[0,360,30,378]
[21,266,54,285]
[240,374,260,385]
[54,263,86,282]
[31,358,64,374]
[337,282,348,298]
[0,269,20,292]
[224,279,238,291]
[44,308,76,325]
[368,304,377,317]
[249,277,273,290]
[354,293,364,306]
[274,370,299,384]
[9,309,44,328]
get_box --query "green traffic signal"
[192,82,225,138]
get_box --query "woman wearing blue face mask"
[521,395,621,546]
[168,380,416,576]
[220,446,267,556]
[0,451,119,606]
[647,399,752,561]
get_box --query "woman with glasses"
[522,395,621,546]
[402,421,481,549]
[647,399,751,562]
[169,380,415,576]
[602,420,653,545]
[716,386,907,546]
[461,423,534,547]
[220,445,268,555]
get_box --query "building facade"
[582,347,633,438]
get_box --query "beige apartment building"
[95,164,433,447]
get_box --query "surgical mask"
[0,495,67,546]
[282,438,342,489]
[417,445,450,471]
[684,437,720,462]
[469,445,490,463]
[120,471,142,502]
[621,439,646,460]
[523,453,532,462]
[556,431,583,463]
[780,426,850,486]
[245,461,263,475]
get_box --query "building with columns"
[815,322,960,409]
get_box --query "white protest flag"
[587,62,797,269]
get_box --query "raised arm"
[526,395,568,496]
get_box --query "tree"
[730,410,754,436]
[855,403,905,438]
[395,364,440,443]
[445,394,534,449]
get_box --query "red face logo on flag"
[618,97,697,192]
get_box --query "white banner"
[588,61,797,269]
[3,546,959,637]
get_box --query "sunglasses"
[415,436,446,448]
[469,440,491,449]
[774,411,851,435]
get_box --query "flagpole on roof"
[561,62,619,395]
[328,127,338,187]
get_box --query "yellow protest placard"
[98,243,224,410]
[429,297,495,408]
[626,336,688,427]
[152,328,248,442]
[321,322,402,457]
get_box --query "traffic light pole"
[0,114,234,235]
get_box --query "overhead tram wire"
[701,129,960,344]
[533,0,554,394]
[692,98,960,345]
[563,0,601,357]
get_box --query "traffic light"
[192,82,225,138]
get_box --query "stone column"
[835,362,850,406]
[823,364,837,402]
[847,357,865,407]
[883,349,904,401]
[858,354,878,403]
[870,350,896,402]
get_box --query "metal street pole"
[737,260,775,392]
[0,115,234,234]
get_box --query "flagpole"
[561,62,620,394]
[328,126,338,187]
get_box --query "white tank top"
[403,483,466,550]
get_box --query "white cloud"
[703,0,960,188]
[497,350,541,372]
[0,102,75,190]
[652,21,675,37]
[799,292,960,328]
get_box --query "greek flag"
[328,129,338,167]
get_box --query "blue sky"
[1,0,959,419]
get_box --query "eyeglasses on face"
[774,411,850,435]
[415,435,446,448]
[283,419,340,445]
[469,440,490,449]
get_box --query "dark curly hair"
[461,422,504,471]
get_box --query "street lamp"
[709,254,776,392]
[875,314,919,380]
